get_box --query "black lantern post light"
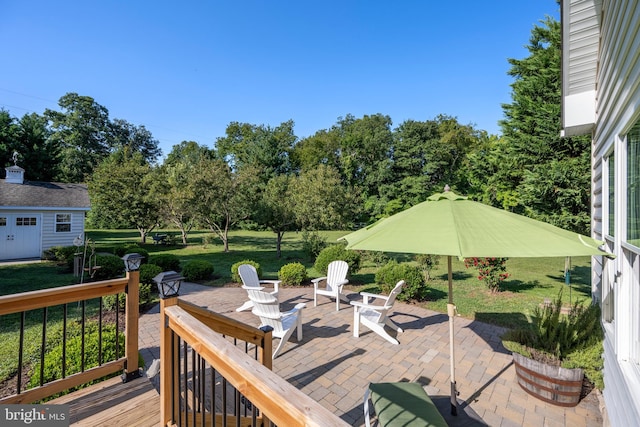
[153,271,184,299]
[122,253,145,272]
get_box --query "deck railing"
[0,271,141,404]
[161,297,348,427]
[1,275,349,426]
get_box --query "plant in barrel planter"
[501,291,603,407]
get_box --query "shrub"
[43,245,79,269]
[182,260,214,281]
[375,260,427,301]
[301,230,327,258]
[29,323,125,392]
[103,282,153,311]
[564,339,604,390]
[114,243,141,257]
[231,260,262,283]
[463,257,509,293]
[530,293,601,360]
[149,254,181,272]
[201,234,217,247]
[103,293,125,311]
[414,254,440,281]
[278,262,307,286]
[375,260,397,287]
[314,244,361,275]
[502,291,604,388]
[139,264,162,305]
[124,247,149,264]
[92,254,125,280]
[139,263,163,287]
[361,251,390,268]
[139,283,152,306]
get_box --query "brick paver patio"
[138,283,604,426]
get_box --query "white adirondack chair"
[236,264,281,312]
[246,288,306,359]
[350,280,405,345]
[311,260,349,311]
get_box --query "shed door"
[0,214,42,260]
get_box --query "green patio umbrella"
[340,188,610,415]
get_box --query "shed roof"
[0,180,90,209]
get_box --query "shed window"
[56,214,72,233]
[16,217,37,226]
[0,217,5,227]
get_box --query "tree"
[291,128,342,173]
[336,114,393,211]
[290,164,354,231]
[164,140,215,166]
[0,110,19,175]
[256,174,296,258]
[150,141,214,245]
[45,93,111,183]
[191,158,260,252]
[463,135,520,209]
[109,118,162,164]
[216,120,296,181]
[499,16,591,233]
[88,149,159,243]
[149,163,196,245]
[0,111,58,181]
[15,113,58,181]
[377,116,483,217]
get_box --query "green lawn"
[0,229,593,383]
[84,228,350,284]
[418,256,591,328]
[3,229,593,326]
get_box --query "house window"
[628,123,640,248]
[55,214,72,233]
[0,217,6,227]
[16,217,37,226]
[626,249,640,366]
[608,152,615,237]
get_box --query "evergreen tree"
[499,16,591,233]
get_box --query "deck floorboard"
[49,375,160,426]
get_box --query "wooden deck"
[49,375,160,426]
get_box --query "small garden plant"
[464,257,509,293]
[414,254,440,281]
[231,260,262,283]
[278,262,307,286]
[301,230,327,258]
[501,290,604,388]
[149,254,181,272]
[375,260,426,301]
[314,244,361,275]
[182,260,214,281]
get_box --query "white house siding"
[588,1,640,425]
[40,210,86,253]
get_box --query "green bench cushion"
[369,382,448,427]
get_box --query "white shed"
[0,163,90,261]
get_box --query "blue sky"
[0,1,559,158]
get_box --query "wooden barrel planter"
[512,353,584,407]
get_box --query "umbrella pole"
[447,255,458,415]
